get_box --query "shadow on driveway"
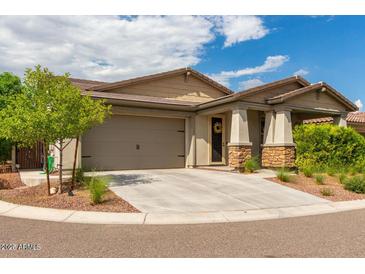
[107,174,158,187]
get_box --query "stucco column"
[334,113,347,127]
[186,115,196,168]
[273,110,294,145]
[261,110,295,168]
[263,111,275,145]
[228,108,252,168]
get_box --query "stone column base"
[228,145,252,169]
[261,145,295,168]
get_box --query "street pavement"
[1,209,365,257]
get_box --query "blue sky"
[195,16,365,107]
[0,16,364,108]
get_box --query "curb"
[2,199,365,225]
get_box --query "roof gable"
[266,82,358,112]
[85,68,232,103]
[89,67,232,95]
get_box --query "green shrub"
[243,156,260,173]
[86,176,108,204]
[326,166,337,177]
[320,188,334,196]
[0,138,12,162]
[277,168,290,182]
[293,124,365,171]
[75,168,85,183]
[343,175,365,194]
[315,174,325,185]
[302,166,314,177]
[338,173,347,184]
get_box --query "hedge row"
[293,124,365,171]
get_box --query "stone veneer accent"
[228,145,252,169]
[261,146,296,168]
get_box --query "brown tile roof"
[266,82,358,111]
[69,78,108,91]
[88,67,233,95]
[347,112,365,123]
[82,90,198,107]
[304,112,365,125]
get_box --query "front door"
[211,116,224,164]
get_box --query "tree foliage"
[0,65,110,193]
[0,72,22,162]
[293,123,365,171]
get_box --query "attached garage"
[81,115,185,170]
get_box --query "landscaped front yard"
[0,172,139,213]
[270,172,365,201]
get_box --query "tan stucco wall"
[285,90,347,112]
[51,138,81,171]
[195,115,209,165]
[242,82,303,104]
[107,74,227,103]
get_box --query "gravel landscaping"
[0,176,140,213]
[269,173,365,202]
[0,172,24,189]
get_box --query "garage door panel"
[82,115,185,170]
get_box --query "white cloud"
[355,99,363,111]
[210,55,289,86]
[0,16,270,82]
[294,68,309,76]
[214,16,269,47]
[238,78,265,90]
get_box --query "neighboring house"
[13,67,358,171]
[304,112,365,136]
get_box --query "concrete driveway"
[97,169,327,213]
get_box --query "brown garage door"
[81,115,185,170]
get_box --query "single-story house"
[12,67,359,171]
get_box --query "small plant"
[343,175,365,194]
[320,188,334,196]
[243,156,260,173]
[75,168,85,183]
[302,167,313,177]
[86,176,108,204]
[349,167,358,176]
[338,173,347,185]
[326,167,337,177]
[315,174,325,185]
[277,168,290,182]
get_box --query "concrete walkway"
[2,199,365,225]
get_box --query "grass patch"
[277,168,291,182]
[85,176,109,204]
[320,188,334,196]
[243,156,260,173]
[343,175,365,194]
[338,173,347,185]
[315,174,325,185]
[302,167,314,178]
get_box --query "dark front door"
[211,117,223,163]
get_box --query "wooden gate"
[16,141,44,169]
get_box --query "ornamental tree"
[0,72,22,162]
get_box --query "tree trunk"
[71,136,79,191]
[59,139,63,194]
[43,141,51,196]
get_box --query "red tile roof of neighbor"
[304,112,365,125]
